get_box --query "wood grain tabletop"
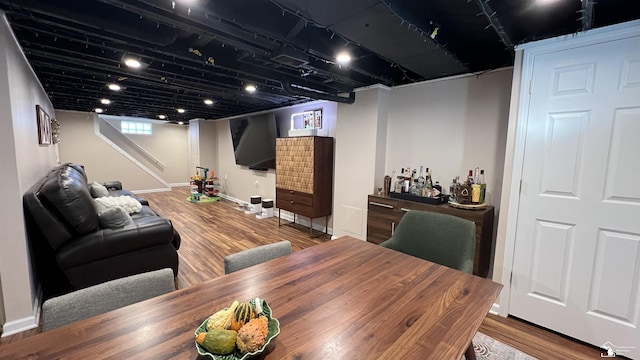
[0,236,502,359]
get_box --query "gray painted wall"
[0,12,58,335]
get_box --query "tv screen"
[229,113,279,170]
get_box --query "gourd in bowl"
[195,298,280,360]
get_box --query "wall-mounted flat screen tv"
[229,112,279,170]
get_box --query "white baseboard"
[129,184,189,194]
[131,187,171,194]
[169,182,189,187]
[1,288,41,338]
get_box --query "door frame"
[496,19,640,317]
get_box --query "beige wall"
[387,69,512,207]
[104,117,190,185]
[331,71,513,278]
[333,86,391,239]
[56,111,190,190]
[386,69,513,276]
[193,120,218,178]
[0,13,58,335]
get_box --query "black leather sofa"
[23,163,181,299]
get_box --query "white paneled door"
[510,32,640,358]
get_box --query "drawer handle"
[400,208,411,212]
[369,201,393,209]
[290,201,294,204]
[289,190,294,194]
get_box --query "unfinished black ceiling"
[1,0,638,123]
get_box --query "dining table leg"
[464,341,476,360]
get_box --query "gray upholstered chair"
[380,210,478,359]
[380,210,476,273]
[224,240,292,274]
[42,268,176,331]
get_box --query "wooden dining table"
[0,236,502,359]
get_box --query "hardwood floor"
[1,187,604,358]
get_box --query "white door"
[510,33,640,358]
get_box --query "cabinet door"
[367,197,400,244]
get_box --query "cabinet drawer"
[366,195,401,244]
[278,201,314,217]
[367,197,399,212]
[277,188,313,207]
[367,211,400,244]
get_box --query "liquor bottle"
[466,170,474,185]
[479,169,486,204]
[471,183,481,204]
[417,166,425,188]
[403,168,411,193]
[397,168,405,193]
[395,175,404,193]
[427,168,433,190]
[434,181,442,193]
[459,173,473,204]
[449,177,458,203]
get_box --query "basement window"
[121,121,152,135]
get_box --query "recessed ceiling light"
[158,114,166,120]
[203,99,214,105]
[100,98,111,105]
[245,84,257,93]
[124,58,141,68]
[94,108,104,113]
[177,108,186,113]
[107,83,121,91]
[336,51,351,65]
[178,121,184,125]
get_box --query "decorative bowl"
[195,298,280,360]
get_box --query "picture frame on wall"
[303,111,314,129]
[37,105,51,145]
[314,109,323,129]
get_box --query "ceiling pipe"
[282,81,355,104]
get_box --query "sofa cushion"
[89,181,109,198]
[37,165,99,241]
[98,207,134,229]
[94,196,142,214]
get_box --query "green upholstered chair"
[380,210,476,273]
[380,210,478,359]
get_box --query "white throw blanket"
[94,196,142,214]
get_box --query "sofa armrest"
[56,217,177,269]
[101,181,123,191]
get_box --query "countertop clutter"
[385,166,489,208]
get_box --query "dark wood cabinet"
[367,194,494,277]
[276,136,333,235]
[367,196,402,245]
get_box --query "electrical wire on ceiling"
[378,0,467,69]
[472,0,513,54]
[579,0,595,31]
